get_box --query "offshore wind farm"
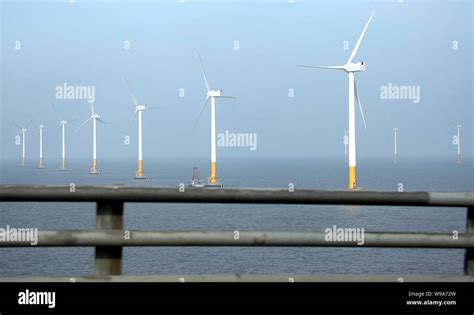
[3,8,467,189]
[0,0,473,283]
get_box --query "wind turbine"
[12,120,32,167]
[37,122,48,169]
[393,128,399,164]
[74,103,106,174]
[52,103,74,171]
[297,11,375,190]
[59,120,71,171]
[193,53,236,187]
[125,78,158,179]
[451,122,462,164]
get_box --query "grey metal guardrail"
[0,185,472,282]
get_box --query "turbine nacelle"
[22,128,28,132]
[92,113,100,119]
[450,122,462,129]
[38,125,44,129]
[344,62,365,73]
[60,120,68,125]
[207,90,223,97]
[136,105,147,111]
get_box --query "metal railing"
[0,185,473,282]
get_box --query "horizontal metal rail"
[0,274,473,283]
[0,230,473,248]
[0,185,472,280]
[0,185,473,207]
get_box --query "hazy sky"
[1,0,472,162]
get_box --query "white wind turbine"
[125,78,158,179]
[451,122,462,164]
[193,53,236,187]
[74,103,106,174]
[12,120,32,167]
[52,103,75,171]
[297,11,375,190]
[59,120,71,171]
[393,128,399,164]
[37,122,48,169]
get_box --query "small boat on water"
[189,166,223,188]
[189,166,205,187]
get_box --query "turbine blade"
[297,65,345,70]
[25,119,33,129]
[347,10,375,64]
[90,103,95,115]
[73,117,92,134]
[125,110,138,135]
[11,121,21,129]
[192,96,210,129]
[449,121,458,127]
[125,78,139,107]
[354,80,367,130]
[97,118,106,124]
[146,106,161,110]
[219,96,237,99]
[198,53,210,92]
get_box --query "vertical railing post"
[465,206,473,275]
[95,201,124,275]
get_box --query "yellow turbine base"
[209,162,218,184]
[90,159,99,174]
[137,160,144,177]
[349,166,357,190]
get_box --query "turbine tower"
[37,123,47,169]
[343,130,349,163]
[125,78,158,179]
[59,120,70,171]
[193,53,236,187]
[13,120,32,167]
[74,103,106,174]
[298,11,374,190]
[52,103,74,172]
[451,122,462,164]
[393,128,399,164]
